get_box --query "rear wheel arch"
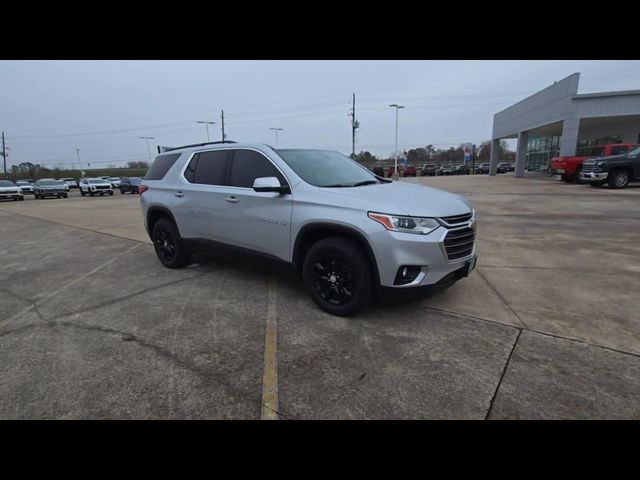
[147,207,180,240]
[293,223,381,289]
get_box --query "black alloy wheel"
[152,218,190,268]
[303,237,372,316]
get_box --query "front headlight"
[368,212,440,235]
[595,161,606,167]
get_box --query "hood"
[317,181,472,217]
[0,186,20,192]
[583,154,627,164]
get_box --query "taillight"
[139,185,148,194]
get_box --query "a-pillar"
[515,131,529,178]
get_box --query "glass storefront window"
[526,135,560,171]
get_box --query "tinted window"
[146,153,181,180]
[192,150,230,185]
[229,149,286,188]
[611,146,628,156]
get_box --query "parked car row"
[0,175,147,200]
[551,142,639,189]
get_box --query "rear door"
[219,148,293,260]
[172,149,232,242]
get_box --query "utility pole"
[2,132,6,178]
[221,110,226,141]
[349,93,359,159]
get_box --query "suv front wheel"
[302,237,372,316]
[608,170,629,189]
[152,218,191,268]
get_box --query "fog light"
[394,265,421,285]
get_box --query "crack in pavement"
[474,267,529,329]
[485,330,521,420]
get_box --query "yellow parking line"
[261,277,279,420]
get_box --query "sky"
[1,60,640,169]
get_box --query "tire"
[302,236,372,316]
[13,198,17,201]
[80,190,85,197]
[89,191,94,197]
[608,170,629,189]
[63,194,68,198]
[19,197,24,201]
[152,217,191,268]
[561,174,572,183]
[34,193,39,199]
[109,191,114,196]
[574,167,583,184]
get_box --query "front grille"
[95,185,110,190]
[444,227,475,261]
[440,213,472,225]
[581,162,597,173]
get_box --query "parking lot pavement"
[0,175,639,419]
[0,190,148,243]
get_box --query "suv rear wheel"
[302,237,372,316]
[152,217,191,268]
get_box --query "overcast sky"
[1,60,640,169]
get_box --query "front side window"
[275,149,380,187]
[229,149,286,188]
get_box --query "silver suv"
[140,141,477,316]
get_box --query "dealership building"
[489,73,640,176]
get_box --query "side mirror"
[253,177,288,194]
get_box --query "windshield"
[275,149,381,187]
[40,180,63,186]
[627,146,640,156]
[88,179,107,184]
[16,181,29,185]
[588,147,605,157]
[109,177,120,181]
[0,180,15,187]
[129,177,142,184]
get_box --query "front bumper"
[580,171,608,182]
[370,222,477,288]
[39,190,66,196]
[0,193,23,199]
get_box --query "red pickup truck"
[551,143,637,183]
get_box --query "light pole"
[269,128,283,144]
[139,137,155,161]
[197,121,216,142]
[389,104,405,180]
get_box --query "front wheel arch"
[293,223,381,292]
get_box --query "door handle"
[225,196,239,203]
[174,191,184,198]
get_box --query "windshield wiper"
[353,180,379,187]
[321,183,354,187]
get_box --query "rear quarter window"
[145,153,182,180]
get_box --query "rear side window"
[188,150,230,185]
[610,146,628,156]
[229,149,286,188]
[145,153,182,180]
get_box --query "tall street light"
[139,137,155,161]
[197,121,216,142]
[389,104,405,180]
[270,127,283,144]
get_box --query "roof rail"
[163,140,237,152]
